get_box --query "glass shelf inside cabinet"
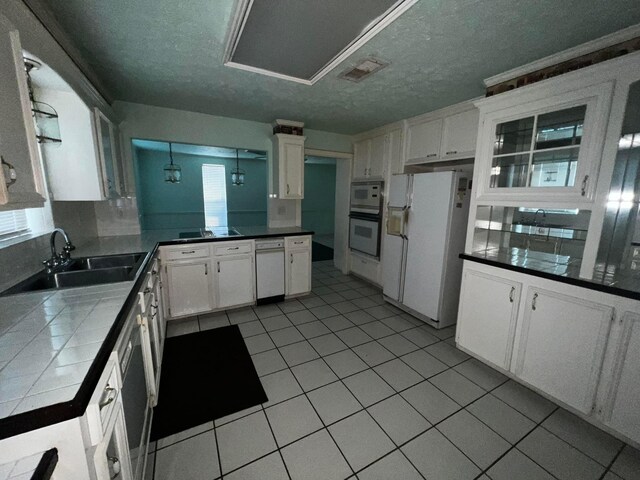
[490,106,586,190]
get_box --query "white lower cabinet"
[456,269,521,370]
[513,288,613,414]
[285,236,312,297]
[605,312,640,443]
[215,254,255,308]
[165,261,214,317]
[456,260,640,445]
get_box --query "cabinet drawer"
[86,352,121,445]
[350,253,380,285]
[286,236,310,249]
[214,242,253,256]
[164,245,210,260]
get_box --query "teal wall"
[302,162,336,235]
[135,148,267,230]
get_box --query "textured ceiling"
[39,0,640,134]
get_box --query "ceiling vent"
[339,58,389,83]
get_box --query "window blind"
[0,210,29,238]
[202,164,228,227]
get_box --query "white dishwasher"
[255,238,285,305]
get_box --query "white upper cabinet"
[404,103,479,166]
[368,133,387,178]
[353,139,370,179]
[94,108,121,198]
[405,118,442,164]
[273,133,305,199]
[440,109,480,160]
[474,81,614,204]
[0,17,45,210]
[353,132,390,180]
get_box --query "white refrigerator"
[382,171,471,329]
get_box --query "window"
[0,210,29,239]
[202,164,228,227]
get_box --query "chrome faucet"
[43,228,75,272]
[532,209,547,226]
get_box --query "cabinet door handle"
[181,250,196,254]
[99,386,116,410]
[217,261,220,273]
[426,153,437,158]
[1,156,17,187]
[446,150,457,155]
[509,287,515,303]
[205,263,208,275]
[287,184,290,195]
[290,253,293,264]
[531,292,538,311]
[581,175,589,196]
[294,241,303,245]
[107,455,121,479]
[143,287,151,294]
[228,246,239,250]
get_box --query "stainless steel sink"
[1,253,146,295]
[65,253,145,271]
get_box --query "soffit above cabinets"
[225,0,416,84]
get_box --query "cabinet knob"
[531,292,538,311]
[509,287,515,303]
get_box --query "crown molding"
[484,23,640,87]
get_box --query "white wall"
[114,101,353,229]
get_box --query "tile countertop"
[461,248,640,301]
[0,226,313,433]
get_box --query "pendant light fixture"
[164,142,182,183]
[230,148,245,186]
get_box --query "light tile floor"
[150,261,640,480]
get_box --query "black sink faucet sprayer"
[43,228,76,273]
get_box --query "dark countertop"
[0,226,313,440]
[74,226,314,257]
[461,248,640,301]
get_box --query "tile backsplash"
[0,235,50,292]
[94,197,141,236]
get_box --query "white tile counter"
[0,282,132,419]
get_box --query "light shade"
[164,142,181,183]
[164,163,182,183]
[230,168,245,186]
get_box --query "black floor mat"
[312,241,334,262]
[150,325,267,441]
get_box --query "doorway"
[302,156,337,261]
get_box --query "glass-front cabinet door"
[475,81,614,204]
